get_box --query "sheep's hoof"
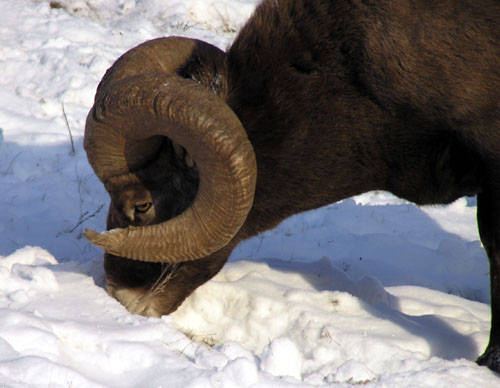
[477,345,500,373]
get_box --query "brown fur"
[101,0,500,371]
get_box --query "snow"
[0,0,498,386]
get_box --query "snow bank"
[0,247,495,386]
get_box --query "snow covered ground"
[0,0,498,386]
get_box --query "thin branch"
[70,204,104,233]
[2,151,23,176]
[62,101,76,156]
[57,204,104,236]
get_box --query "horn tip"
[84,228,105,246]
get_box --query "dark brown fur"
[103,0,500,370]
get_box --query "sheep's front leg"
[476,185,500,372]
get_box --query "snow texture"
[0,0,498,386]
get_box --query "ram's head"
[84,37,257,265]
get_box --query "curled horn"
[84,37,257,263]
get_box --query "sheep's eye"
[135,202,152,213]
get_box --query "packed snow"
[0,0,498,386]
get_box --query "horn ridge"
[85,71,256,263]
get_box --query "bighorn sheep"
[83,0,500,371]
